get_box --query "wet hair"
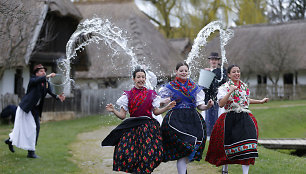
[176,62,189,70]
[132,68,146,78]
[227,64,240,74]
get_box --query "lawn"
[0,114,120,174]
[0,100,305,173]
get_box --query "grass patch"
[0,114,120,174]
[250,100,306,138]
[1,100,305,173]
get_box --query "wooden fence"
[249,84,306,100]
[2,84,306,116]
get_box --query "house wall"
[297,70,306,85]
[22,67,30,91]
[0,69,15,95]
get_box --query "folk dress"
[205,79,258,166]
[159,78,207,162]
[102,87,163,174]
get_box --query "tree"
[0,0,32,77]
[174,0,231,39]
[288,0,306,20]
[266,0,288,23]
[267,0,306,23]
[141,0,176,38]
[0,0,56,77]
[249,31,299,85]
[233,0,267,25]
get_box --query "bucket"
[198,69,215,88]
[49,74,67,95]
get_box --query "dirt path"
[69,126,219,174]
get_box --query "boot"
[27,150,39,158]
[4,138,15,153]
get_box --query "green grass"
[0,114,120,174]
[1,100,305,174]
[250,100,306,138]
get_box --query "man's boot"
[4,138,15,153]
[27,150,39,158]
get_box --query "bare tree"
[0,0,56,77]
[0,0,32,76]
[288,0,306,20]
[250,31,299,85]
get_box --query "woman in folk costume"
[159,62,214,174]
[205,65,269,174]
[102,68,176,174]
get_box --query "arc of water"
[61,17,156,90]
[185,21,234,82]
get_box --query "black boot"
[4,138,15,153]
[27,150,39,158]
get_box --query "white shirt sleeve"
[217,85,227,102]
[152,95,161,108]
[158,86,172,98]
[196,90,205,106]
[116,94,128,111]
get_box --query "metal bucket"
[49,74,67,95]
[198,69,215,88]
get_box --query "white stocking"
[222,165,228,172]
[242,165,250,174]
[177,157,189,174]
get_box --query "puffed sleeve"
[217,84,227,102]
[196,90,205,106]
[158,86,172,99]
[152,95,161,108]
[116,93,128,111]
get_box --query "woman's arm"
[197,99,214,111]
[105,104,127,120]
[250,98,269,104]
[219,85,237,107]
[153,100,176,115]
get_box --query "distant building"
[0,0,88,119]
[74,0,184,114]
[168,38,192,59]
[205,20,306,99]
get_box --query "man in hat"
[4,64,65,158]
[203,52,227,137]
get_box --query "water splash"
[58,17,157,91]
[185,21,234,82]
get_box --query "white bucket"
[49,74,67,95]
[198,69,215,88]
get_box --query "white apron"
[9,106,36,151]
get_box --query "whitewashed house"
[205,20,306,99]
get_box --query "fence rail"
[2,84,306,116]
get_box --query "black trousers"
[31,107,40,145]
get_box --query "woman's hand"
[106,104,115,112]
[166,100,176,110]
[207,99,214,108]
[261,98,269,104]
[229,85,238,93]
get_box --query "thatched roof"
[75,0,184,79]
[0,0,82,68]
[169,38,191,54]
[205,20,306,73]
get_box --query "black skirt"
[102,117,163,173]
[161,108,206,162]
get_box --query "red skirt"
[205,111,258,166]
